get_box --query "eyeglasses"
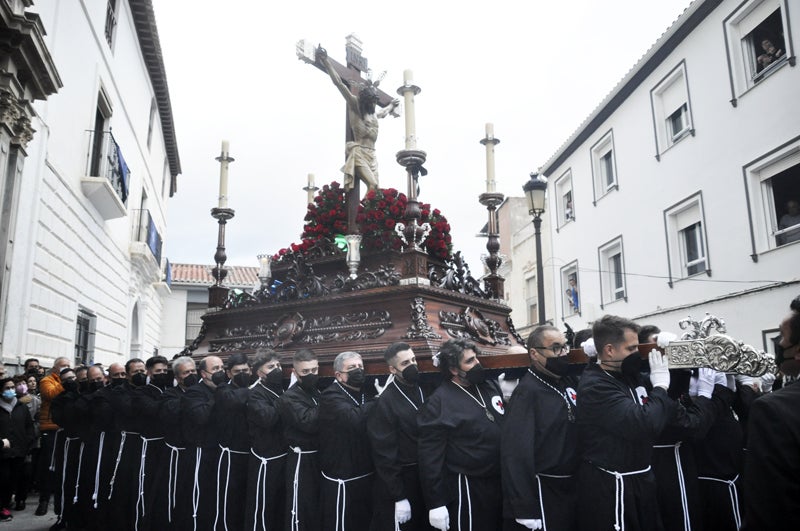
[532,344,569,355]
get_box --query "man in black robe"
[501,325,579,531]
[743,295,800,530]
[575,315,676,531]
[159,356,197,531]
[72,365,106,531]
[181,355,225,531]
[319,350,376,530]
[418,338,506,531]
[246,350,286,531]
[49,367,81,531]
[277,348,321,531]
[367,342,434,531]
[213,352,252,531]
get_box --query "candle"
[402,69,417,150]
[306,173,316,204]
[484,123,496,192]
[308,173,315,188]
[218,140,230,208]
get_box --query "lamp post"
[523,172,548,325]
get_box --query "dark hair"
[125,358,144,374]
[383,342,411,364]
[252,349,280,372]
[526,325,560,351]
[592,315,640,354]
[293,349,317,365]
[74,365,88,375]
[637,325,661,344]
[437,338,481,376]
[226,353,250,370]
[24,358,39,369]
[145,356,169,370]
[574,328,593,347]
[788,295,800,345]
[0,377,12,388]
[13,375,28,385]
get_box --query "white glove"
[735,374,757,390]
[1,438,9,449]
[395,499,412,524]
[515,518,543,530]
[374,374,394,396]
[429,506,449,530]
[696,368,716,399]
[581,338,597,357]
[759,372,776,393]
[648,349,670,390]
[656,331,678,348]
[498,372,518,400]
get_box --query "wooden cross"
[297,35,394,234]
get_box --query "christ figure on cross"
[317,46,399,192]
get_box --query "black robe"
[501,370,579,530]
[575,364,676,531]
[213,381,250,531]
[246,380,286,531]
[107,382,144,531]
[86,384,120,530]
[134,383,168,531]
[742,382,800,530]
[159,385,193,531]
[367,379,434,531]
[181,379,219,530]
[418,379,505,531]
[277,383,321,531]
[319,381,376,531]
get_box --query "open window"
[591,131,618,203]
[560,262,580,317]
[555,169,574,229]
[525,275,538,326]
[598,236,626,306]
[650,62,694,158]
[664,192,710,285]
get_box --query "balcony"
[130,209,162,282]
[81,130,128,220]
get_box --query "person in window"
[567,277,579,313]
[778,199,800,245]
[756,37,785,72]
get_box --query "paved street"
[3,502,57,531]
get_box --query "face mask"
[131,373,147,387]
[463,363,486,385]
[299,373,319,392]
[181,373,199,388]
[543,356,570,377]
[211,370,228,386]
[79,381,89,393]
[2,389,15,400]
[110,377,126,387]
[27,368,39,376]
[620,352,642,379]
[346,368,365,388]
[62,380,79,393]
[16,384,28,395]
[90,381,105,393]
[263,367,283,388]
[400,364,420,384]
[232,372,252,388]
[151,373,172,389]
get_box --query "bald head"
[51,357,70,375]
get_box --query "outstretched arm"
[377,98,400,119]
[317,46,358,108]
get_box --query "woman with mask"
[0,377,34,521]
[418,338,506,531]
[13,375,40,511]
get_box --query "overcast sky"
[153,0,694,274]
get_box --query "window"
[598,237,626,306]
[526,275,538,325]
[186,302,207,346]
[555,170,574,228]
[560,262,580,316]
[105,0,118,48]
[743,141,800,255]
[664,193,710,284]
[650,62,693,158]
[147,98,156,150]
[724,0,791,101]
[668,104,690,141]
[74,308,96,366]
[591,131,617,202]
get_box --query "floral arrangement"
[274,181,453,262]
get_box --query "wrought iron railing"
[131,209,162,264]
[86,130,128,204]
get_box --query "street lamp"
[523,172,548,325]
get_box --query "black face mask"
[620,353,642,379]
[89,381,105,393]
[543,356,570,377]
[151,373,172,389]
[232,372,252,389]
[27,368,39,376]
[263,367,283,388]
[211,370,228,386]
[346,368,365,388]
[110,377,126,387]
[400,364,420,384]
[299,373,319,393]
[78,381,89,393]
[131,373,147,387]
[773,334,797,367]
[463,364,486,385]
[62,380,79,393]
[181,373,199,388]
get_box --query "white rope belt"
[250,449,287,531]
[289,446,318,531]
[48,428,63,472]
[321,470,374,531]
[108,431,139,500]
[165,443,185,524]
[214,445,249,531]
[698,474,741,529]
[91,431,105,508]
[73,441,85,504]
[597,464,651,531]
[192,447,202,531]
[535,473,573,531]
[654,442,690,531]
[59,436,79,519]
[135,436,163,531]
[456,473,473,531]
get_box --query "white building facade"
[537,0,799,350]
[0,0,181,372]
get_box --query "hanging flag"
[115,141,129,203]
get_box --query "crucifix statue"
[297,35,399,233]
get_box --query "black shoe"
[48,520,65,531]
[13,500,25,511]
[34,500,48,516]
[0,509,12,521]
